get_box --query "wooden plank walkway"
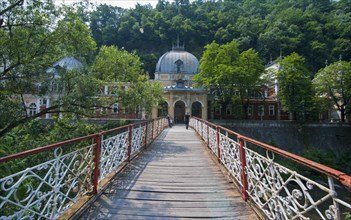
[77,125,259,220]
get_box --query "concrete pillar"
[46,98,50,119]
[202,97,208,120]
[186,92,191,115]
[151,106,158,119]
[169,93,174,118]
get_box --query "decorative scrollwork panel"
[219,134,242,186]
[0,145,95,220]
[208,127,217,156]
[131,126,143,154]
[99,132,128,180]
[245,148,351,220]
[202,124,209,145]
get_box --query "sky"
[55,0,160,9]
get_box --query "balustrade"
[191,117,351,220]
[0,118,166,219]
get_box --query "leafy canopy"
[313,60,351,122]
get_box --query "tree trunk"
[341,107,345,123]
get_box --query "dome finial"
[172,34,184,51]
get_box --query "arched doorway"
[158,101,168,117]
[174,100,185,123]
[192,101,202,118]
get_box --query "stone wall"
[212,120,351,156]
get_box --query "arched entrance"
[174,100,185,123]
[192,101,202,118]
[158,101,168,117]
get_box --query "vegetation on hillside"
[84,0,351,74]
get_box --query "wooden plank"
[77,126,258,220]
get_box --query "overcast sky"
[55,0,160,9]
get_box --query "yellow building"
[152,45,207,122]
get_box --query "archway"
[158,101,168,117]
[174,100,185,123]
[192,101,202,118]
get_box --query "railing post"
[157,119,160,135]
[239,136,248,201]
[216,126,220,162]
[93,133,101,194]
[207,124,209,145]
[144,121,148,146]
[201,121,204,139]
[128,125,132,161]
[151,120,154,140]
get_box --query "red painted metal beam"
[239,136,248,201]
[93,133,101,194]
[0,133,97,164]
[192,117,351,190]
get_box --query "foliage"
[276,53,316,121]
[313,60,351,122]
[345,212,351,220]
[0,1,97,137]
[91,45,142,82]
[194,40,264,119]
[84,0,351,74]
[91,45,164,117]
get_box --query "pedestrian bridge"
[1,118,351,219]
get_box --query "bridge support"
[239,137,248,201]
[216,126,220,163]
[93,133,102,194]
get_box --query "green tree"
[313,61,351,122]
[277,53,315,121]
[195,40,264,119]
[230,48,264,118]
[91,45,164,117]
[89,4,126,47]
[194,40,240,107]
[91,45,142,82]
[0,2,97,137]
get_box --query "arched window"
[112,103,118,114]
[175,59,183,73]
[29,103,37,116]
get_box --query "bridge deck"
[78,125,258,219]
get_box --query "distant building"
[22,57,84,119]
[24,56,140,120]
[152,44,208,122]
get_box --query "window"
[258,105,264,116]
[29,103,37,116]
[269,105,275,116]
[176,81,184,88]
[175,59,183,73]
[226,105,232,115]
[112,103,118,114]
[247,105,253,116]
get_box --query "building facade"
[152,45,208,122]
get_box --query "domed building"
[23,57,84,119]
[152,45,208,122]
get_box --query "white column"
[46,98,50,119]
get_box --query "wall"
[213,120,351,156]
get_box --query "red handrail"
[192,117,351,189]
[0,133,97,164]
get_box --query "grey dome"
[53,57,83,71]
[156,49,199,74]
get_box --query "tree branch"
[0,105,59,138]
[0,0,24,17]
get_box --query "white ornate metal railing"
[0,118,166,220]
[191,117,351,220]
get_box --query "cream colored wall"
[151,90,207,120]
